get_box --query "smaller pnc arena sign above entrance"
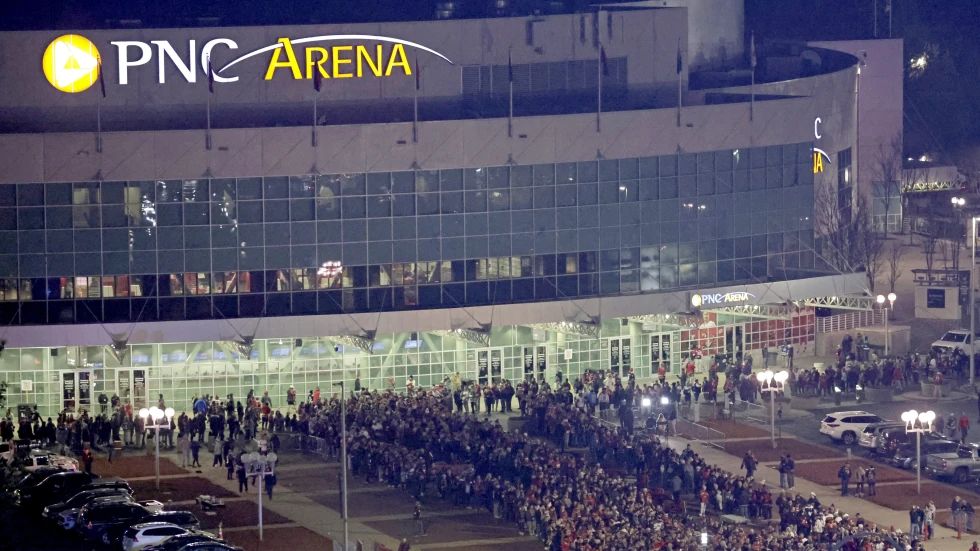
[690,291,756,309]
[40,32,454,94]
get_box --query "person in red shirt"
[960,413,971,444]
[699,485,710,516]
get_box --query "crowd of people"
[291,371,921,551]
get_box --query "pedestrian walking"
[925,500,937,540]
[741,451,757,478]
[866,466,877,496]
[837,463,851,496]
[785,453,795,489]
[213,438,224,467]
[81,445,94,474]
[778,455,788,489]
[236,461,248,493]
[855,465,866,497]
[190,439,201,467]
[413,501,425,535]
[910,505,923,538]
[397,539,411,551]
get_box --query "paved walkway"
[665,433,974,551]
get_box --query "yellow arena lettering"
[305,46,330,80]
[385,43,411,76]
[264,38,302,80]
[813,151,824,174]
[332,45,353,78]
[356,45,384,77]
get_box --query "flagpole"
[596,44,603,133]
[312,93,318,147]
[206,93,212,150]
[96,100,103,153]
[750,32,756,122]
[676,40,683,128]
[873,0,878,37]
[413,57,419,144]
[508,47,514,138]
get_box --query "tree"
[815,185,885,291]
[886,242,904,293]
[923,234,938,274]
[872,134,903,235]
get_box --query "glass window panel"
[619,180,637,202]
[45,183,72,205]
[556,162,576,184]
[578,183,597,205]
[441,192,463,214]
[393,195,416,216]
[532,164,555,186]
[487,166,509,189]
[289,175,316,198]
[391,171,415,193]
[488,189,509,211]
[464,168,487,190]
[465,191,487,212]
[339,173,366,196]
[418,193,440,215]
[511,189,532,210]
[510,165,532,187]
[0,185,15,206]
[366,172,391,195]
[342,197,366,218]
[180,179,209,202]
[533,187,555,208]
[415,170,438,193]
[598,160,618,181]
[440,169,463,191]
[367,195,391,217]
[697,152,714,173]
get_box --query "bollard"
[218,521,223,540]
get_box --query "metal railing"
[816,310,885,333]
[675,418,725,450]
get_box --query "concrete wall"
[808,39,904,206]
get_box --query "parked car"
[122,522,196,551]
[930,329,980,355]
[875,428,944,459]
[177,542,242,551]
[0,447,78,472]
[16,470,95,511]
[59,493,133,530]
[43,486,133,522]
[891,437,961,470]
[142,534,228,551]
[75,500,150,545]
[820,411,887,446]
[859,422,905,452]
[13,467,64,491]
[925,442,980,482]
[107,510,201,546]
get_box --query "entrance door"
[608,337,632,376]
[650,333,672,374]
[725,325,744,361]
[522,346,548,382]
[60,370,94,413]
[116,369,149,411]
[477,348,504,385]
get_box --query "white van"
[930,329,978,355]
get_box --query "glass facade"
[3,308,816,417]
[0,143,817,325]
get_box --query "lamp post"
[242,451,277,541]
[954,198,976,386]
[333,381,349,551]
[875,293,897,356]
[973,216,979,387]
[138,406,175,490]
[659,395,670,447]
[756,369,788,449]
[901,409,935,495]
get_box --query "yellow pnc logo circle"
[42,34,101,93]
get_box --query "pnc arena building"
[0,2,880,416]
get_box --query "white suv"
[820,411,887,446]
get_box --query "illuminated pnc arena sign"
[42,33,454,92]
[690,291,756,308]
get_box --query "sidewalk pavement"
[666,433,974,551]
[158,448,403,551]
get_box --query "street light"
[756,369,788,449]
[241,451,277,541]
[138,406,175,490]
[901,409,935,495]
[972,216,979,387]
[333,381,349,551]
[876,293,897,356]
